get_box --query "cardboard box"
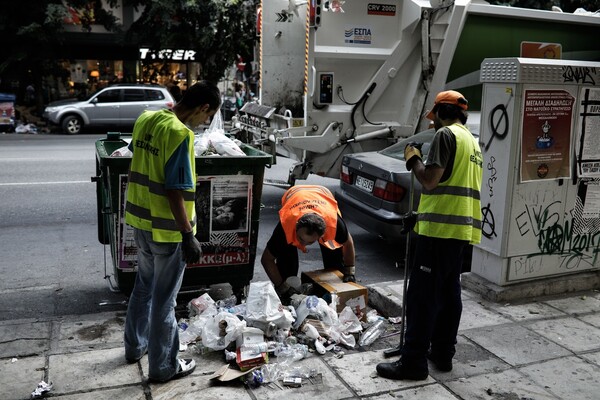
[235,328,268,371]
[301,269,368,318]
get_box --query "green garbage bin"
[94,132,272,297]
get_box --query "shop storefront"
[43,47,202,103]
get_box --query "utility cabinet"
[473,58,600,285]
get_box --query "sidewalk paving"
[1,282,600,400]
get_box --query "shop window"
[124,89,146,102]
[145,89,165,101]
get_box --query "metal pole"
[383,170,414,358]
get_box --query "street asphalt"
[2,278,600,400]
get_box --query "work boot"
[427,352,453,372]
[376,359,428,381]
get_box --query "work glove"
[341,265,356,283]
[275,281,300,304]
[404,143,422,171]
[400,211,418,234]
[181,231,202,264]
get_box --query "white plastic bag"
[207,130,245,156]
[206,109,225,136]
[188,293,216,317]
[202,110,245,156]
[326,306,362,348]
[201,311,246,350]
[293,296,338,329]
[246,281,294,329]
[193,133,210,156]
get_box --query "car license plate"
[355,175,374,192]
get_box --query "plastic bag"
[293,296,338,329]
[207,130,245,156]
[188,293,216,317]
[193,133,210,156]
[201,311,246,350]
[326,306,362,348]
[203,110,245,156]
[180,305,218,346]
[206,109,225,136]
[246,281,294,329]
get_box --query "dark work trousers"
[400,234,468,369]
[277,243,344,279]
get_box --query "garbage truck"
[232,0,600,184]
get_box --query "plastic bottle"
[358,319,387,347]
[240,341,280,355]
[274,343,309,364]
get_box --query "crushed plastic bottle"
[274,343,309,364]
[240,341,281,355]
[358,319,387,347]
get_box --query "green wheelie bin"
[93,132,272,298]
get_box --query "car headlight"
[44,106,60,113]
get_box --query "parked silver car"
[43,84,175,134]
[336,122,479,242]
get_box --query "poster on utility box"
[520,89,574,183]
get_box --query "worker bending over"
[261,185,356,298]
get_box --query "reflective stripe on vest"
[415,123,483,244]
[125,110,196,243]
[279,185,341,251]
[128,171,195,201]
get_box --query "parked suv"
[43,84,175,134]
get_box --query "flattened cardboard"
[301,269,368,317]
[210,364,257,382]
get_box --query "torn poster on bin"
[119,175,137,270]
[188,174,253,268]
[117,174,253,270]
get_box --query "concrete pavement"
[1,281,600,400]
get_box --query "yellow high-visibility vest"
[125,110,196,243]
[415,123,482,244]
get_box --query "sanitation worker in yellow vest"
[377,90,483,381]
[124,81,221,383]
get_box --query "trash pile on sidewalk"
[177,276,399,388]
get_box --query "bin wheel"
[62,115,83,135]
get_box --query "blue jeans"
[124,228,186,381]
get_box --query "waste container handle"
[91,176,101,182]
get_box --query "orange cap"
[426,90,468,120]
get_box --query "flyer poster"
[118,175,137,270]
[189,175,253,268]
[576,87,600,178]
[572,178,600,235]
[521,89,574,182]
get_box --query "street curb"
[367,282,404,318]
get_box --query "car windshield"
[379,129,436,161]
